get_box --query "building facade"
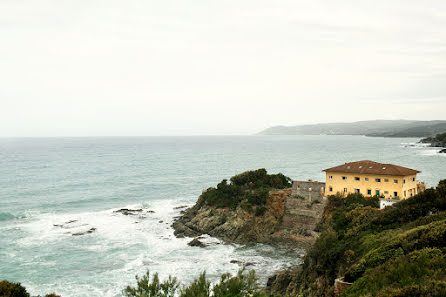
[323,160,421,199]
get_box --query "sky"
[1,0,445,136]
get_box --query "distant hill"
[258,120,446,137]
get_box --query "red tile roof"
[322,160,420,176]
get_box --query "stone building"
[291,180,325,202]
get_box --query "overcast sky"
[1,0,445,136]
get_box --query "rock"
[188,238,206,248]
[114,208,143,215]
[230,260,255,266]
[174,205,189,210]
[54,219,78,228]
[439,148,446,153]
[159,220,164,223]
[72,228,96,236]
[172,221,201,238]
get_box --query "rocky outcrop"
[419,132,446,149]
[188,238,206,248]
[266,267,301,296]
[173,189,327,246]
[172,191,287,245]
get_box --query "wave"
[0,212,16,222]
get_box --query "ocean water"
[0,135,445,297]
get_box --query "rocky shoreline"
[419,132,446,153]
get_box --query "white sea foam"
[419,149,446,156]
[13,198,301,297]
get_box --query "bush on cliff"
[272,180,446,297]
[200,169,291,212]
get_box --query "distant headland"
[258,120,446,137]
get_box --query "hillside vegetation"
[269,180,446,297]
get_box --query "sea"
[0,135,445,297]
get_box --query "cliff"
[173,189,326,246]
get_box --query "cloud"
[0,0,445,136]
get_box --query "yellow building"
[323,160,421,199]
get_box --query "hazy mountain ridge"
[258,120,446,137]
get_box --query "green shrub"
[212,269,258,297]
[124,269,274,297]
[201,169,291,210]
[239,200,253,213]
[0,280,29,297]
[123,271,179,297]
[179,272,210,297]
[255,206,267,216]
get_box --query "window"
[394,179,398,184]
[375,178,381,182]
[403,179,406,184]
[404,190,406,197]
[354,177,360,181]
[384,179,389,182]
[344,188,347,193]
[329,187,333,192]
[384,191,389,194]
[394,192,398,197]
[342,176,347,180]
[329,175,333,180]
[376,190,380,195]
[354,189,360,194]
[367,189,372,195]
[365,178,369,182]
[412,177,415,182]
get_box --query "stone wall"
[271,181,327,245]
